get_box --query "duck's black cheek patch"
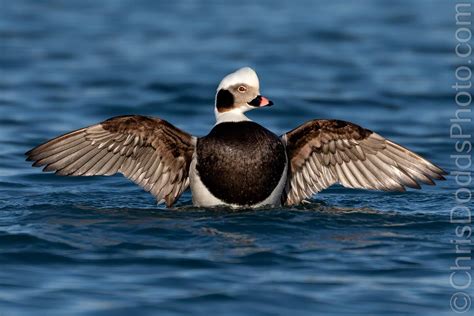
[216,89,234,111]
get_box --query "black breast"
[196,121,287,206]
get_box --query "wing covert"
[281,119,446,205]
[26,115,196,206]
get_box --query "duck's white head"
[214,67,273,124]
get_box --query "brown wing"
[281,119,446,205]
[26,115,196,207]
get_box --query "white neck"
[215,107,251,124]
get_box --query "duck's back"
[194,121,287,206]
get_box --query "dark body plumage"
[196,121,286,206]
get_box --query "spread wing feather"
[282,119,446,205]
[26,115,196,206]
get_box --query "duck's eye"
[238,86,247,92]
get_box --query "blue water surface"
[0,0,472,315]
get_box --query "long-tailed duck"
[26,67,446,208]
